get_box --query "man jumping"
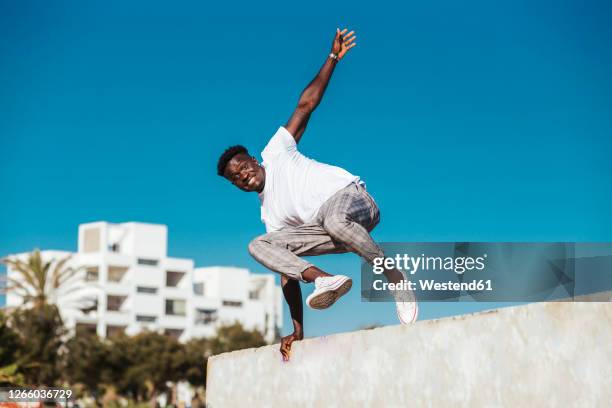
[217,28,418,360]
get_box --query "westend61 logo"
[372,253,488,275]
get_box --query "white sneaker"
[306,275,352,310]
[395,290,419,324]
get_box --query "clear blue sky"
[1,1,611,337]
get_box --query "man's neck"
[256,168,266,194]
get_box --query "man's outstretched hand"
[331,27,357,60]
[280,330,304,361]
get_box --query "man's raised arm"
[285,28,357,143]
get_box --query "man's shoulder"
[261,126,297,161]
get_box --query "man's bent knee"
[248,232,285,257]
[248,235,269,258]
[247,234,311,282]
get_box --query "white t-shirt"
[258,126,360,232]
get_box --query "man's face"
[223,153,265,192]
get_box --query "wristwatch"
[329,52,339,61]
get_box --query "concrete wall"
[207,297,612,407]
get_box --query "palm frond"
[55,268,83,289]
[3,258,39,289]
[51,255,72,288]
[1,285,30,299]
[5,277,32,294]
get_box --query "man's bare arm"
[285,28,357,143]
[279,275,303,361]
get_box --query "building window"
[165,299,186,316]
[75,323,97,335]
[137,258,158,266]
[136,286,158,294]
[193,282,205,296]
[83,227,100,253]
[107,295,127,312]
[106,325,126,337]
[108,243,120,252]
[166,271,185,287]
[164,329,184,339]
[249,290,260,300]
[222,300,243,307]
[136,315,157,323]
[195,308,218,325]
[85,266,99,282]
[108,266,128,282]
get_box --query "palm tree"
[1,249,90,310]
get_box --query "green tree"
[103,331,184,402]
[0,311,24,386]
[0,364,25,387]
[175,324,265,390]
[0,311,20,367]
[64,330,108,393]
[177,338,209,386]
[208,323,266,355]
[132,331,184,400]
[9,304,66,385]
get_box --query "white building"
[4,221,282,343]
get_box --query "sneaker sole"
[307,278,353,310]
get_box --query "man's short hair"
[217,145,249,176]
